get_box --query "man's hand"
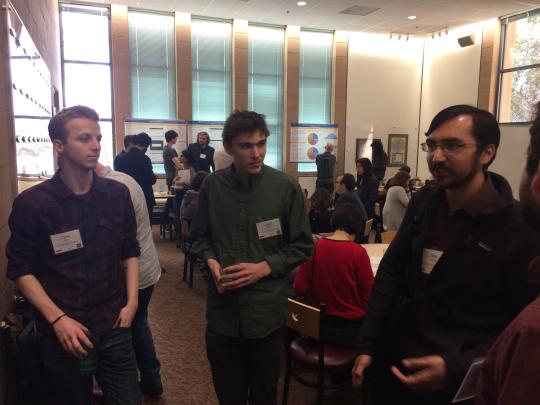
[114,302,138,328]
[221,261,272,290]
[352,354,373,388]
[391,355,447,393]
[52,315,93,359]
[207,258,226,294]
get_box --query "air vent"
[339,5,380,16]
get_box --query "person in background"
[6,105,141,404]
[371,139,389,182]
[116,132,157,220]
[213,148,233,171]
[187,131,215,172]
[352,104,539,405]
[356,157,380,218]
[294,203,374,349]
[475,102,540,405]
[180,171,209,221]
[316,143,337,194]
[308,188,333,234]
[190,110,313,405]
[162,130,182,190]
[335,173,367,221]
[173,150,197,188]
[114,134,134,170]
[382,170,410,231]
[95,162,163,399]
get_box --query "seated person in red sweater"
[293,203,374,349]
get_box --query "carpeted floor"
[144,226,362,405]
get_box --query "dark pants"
[39,327,141,405]
[206,328,283,405]
[323,316,363,349]
[166,177,174,190]
[132,285,162,392]
[316,177,334,194]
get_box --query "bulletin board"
[188,121,225,152]
[289,123,338,163]
[124,118,188,164]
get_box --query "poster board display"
[388,134,408,166]
[289,123,338,163]
[124,119,188,166]
[189,121,225,152]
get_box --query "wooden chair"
[180,218,197,288]
[282,299,358,405]
[381,230,397,244]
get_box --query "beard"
[429,161,478,189]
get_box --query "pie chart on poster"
[307,147,319,160]
[307,132,318,145]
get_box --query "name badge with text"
[50,229,84,255]
[200,153,206,159]
[256,218,282,240]
[422,248,443,275]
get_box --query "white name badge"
[200,153,206,159]
[256,218,282,240]
[50,229,84,255]
[421,248,443,275]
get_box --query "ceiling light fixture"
[297,1,307,6]
[407,15,416,20]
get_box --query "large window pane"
[499,69,540,122]
[249,25,284,170]
[502,13,540,69]
[192,19,232,121]
[298,30,333,172]
[98,121,114,167]
[129,11,176,119]
[64,63,112,119]
[61,5,110,63]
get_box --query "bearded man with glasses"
[352,104,540,405]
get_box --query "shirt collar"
[51,169,107,200]
[226,163,266,189]
[440,174,500,218]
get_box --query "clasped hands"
[352,354,447,393]
[207,258,271,294]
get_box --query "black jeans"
[206,328,283,405]
[132,285,162,392]
[39,327,141,405]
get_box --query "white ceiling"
[100,0,540,34]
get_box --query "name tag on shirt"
[422,248,443,275]
[256,218,282,240]
[50,229,84,255]
[200,154,206,159]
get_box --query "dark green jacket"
[190,164,313,338]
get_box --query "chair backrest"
[381,230,397,244]
[286,299,321,339]
[374,202,381,217]
[363,219,373,238]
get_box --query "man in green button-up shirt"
[190,110,313,404]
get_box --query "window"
[60,4,114,167]
[129,11,176,120]
[248,25,284,169]
[192,19,232,121]
[298,30,333,172]
[498,10,540,123]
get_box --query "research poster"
[289,123,338,163]
[189,121,225,152]
[124,118,188,163]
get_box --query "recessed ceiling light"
[408,15,417,20]
[297,1,307,6]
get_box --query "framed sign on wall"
[388,134,408,167]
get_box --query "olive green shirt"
[190,164,313,338]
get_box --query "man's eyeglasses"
[421,139,478,154]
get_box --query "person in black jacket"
[356,157,379,218]
[352,105,540,405]
[187,131,215,172]
[371,139,388,182]
[116,132,157,220]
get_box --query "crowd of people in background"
[5,102,540,405]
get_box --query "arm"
[16,275,93,358]
[397,187,410,208]
[114,256,139,327]
[210,148,215,172]
[190,182,218,262]
[293,259,312,295]
[356,249,374,305]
